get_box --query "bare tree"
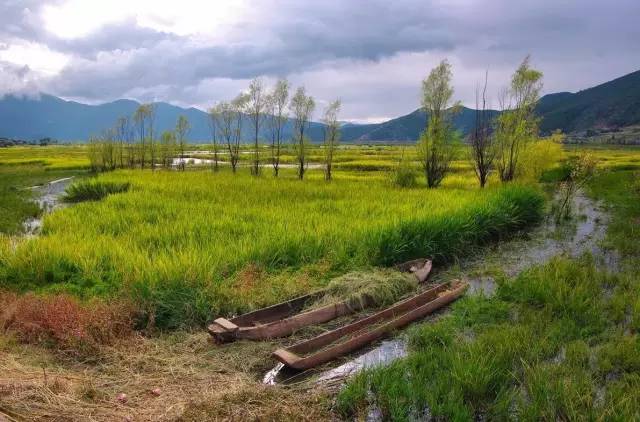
[175,115,191,171]
[290,86,315,180]
[322,99,341,181]
[148,104,157,170]
[470,71,495,188]
[266,79,289,177]
[246,78,266,176]
[419,59,460,188]
[133,104,156,169]
[133,105,148,168]
[99,128,116,171]
[114,116,129,168]
[231,93,248,173]
[115,115,135,168]
[212,101,236,171]
[160,130,176,168]
[207,106,220,172]
[495,55,543,182]
[212,94,247,173]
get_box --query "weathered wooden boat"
[272,281,468,370]
[208,259,433,343]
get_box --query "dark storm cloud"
[50,19,178,58]
[1,0,639,118]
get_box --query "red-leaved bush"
[0,291,134,356]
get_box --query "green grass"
[338,149,640,421]
[0,167,542,328]
[0,145,90,170]
[64,179,130,202]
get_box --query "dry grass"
[0,332,332,421]
[318,269,418,310]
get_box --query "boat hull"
[272,282,468,370]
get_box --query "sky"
[1,0,639,123]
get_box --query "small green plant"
[391,150,418,188]
[553,153,596,221]
[64,179,130,202]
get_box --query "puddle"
[171,157,323,169]
[263,363,285,385]
[263,189,615,387]
[22,177,74,236]
[317,339,407,382]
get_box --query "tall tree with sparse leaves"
[175,115,191,171]
[322,99,341,181]
[207,106,220,172]
[290,86,315,180]
[419,59,460,188]
[495,55,543,182]
[266,79,289,177]
[247,78,266,176]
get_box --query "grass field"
[337,149,640,420]
[0,166,541,328]
[3,143,640,420]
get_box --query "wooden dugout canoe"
[272,281,468,370]
[208,259,433,343]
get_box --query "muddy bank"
[22,177,74,235]
[466,189,617,295]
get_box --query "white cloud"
[42,0,250,39]
[0,40,70,75]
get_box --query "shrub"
[391,153,418,188]
[64,179,130,202]
[0,291,134,357]
[517,135,564,182]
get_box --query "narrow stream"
[22,177,74,236]
[263,190,615,386]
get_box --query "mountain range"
[1,69,638,143]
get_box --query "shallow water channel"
[263,190,615,386]
[22,177,74,236]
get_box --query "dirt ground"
[0,332,333,421]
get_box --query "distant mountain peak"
[1,69,639,142]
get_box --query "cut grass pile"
[317,269,417,310]
[0,169,542,329]
[338,159,640,421]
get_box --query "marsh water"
[172,156,323,169]
[22,177,74,236]
[263,189,615,386]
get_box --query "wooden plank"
[213,318,239,332]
